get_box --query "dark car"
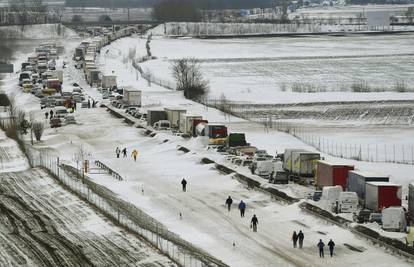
[312,191,322,202]
[50,118,62,128]
[353,209,372,223]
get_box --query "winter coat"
[292,232,298,241]
[317,241,325,249]
[328,241,335,249]
[181,179,187,186]
[131,150,138,157]
[238,201,246,210]
[226,197,233,205]
[251,216,258,225]
[298,232,304,241]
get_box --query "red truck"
[316,161,354,190]
[365,182,402,212]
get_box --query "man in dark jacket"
[292,231,298,248]
[250,214,258,232]
[238,200,246,218]
[181,178,187,192]
[298,230,304,249]
[122,148,127,158]
[328,239,335,257]
[225,196,233,211]
[49,110,54,118]
[317,239,325,258]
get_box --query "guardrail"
[95,160,123,181]
[26,147,229,267]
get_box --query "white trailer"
[164,108,186,128]
[179,114,202,135]
[101,75,117,89]
[123,87,142,106]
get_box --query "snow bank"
[0,24,77,39]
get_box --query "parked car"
[54,107,68,119]
[353,209,372,223]
[64,115,76,124]
[369,213,382,224]
[50,117,62,128]
[312,191,323,202]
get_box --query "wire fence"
[132,59,176,90]
[26,147,228,267]
[271,120,414,165]
[202,98,414,165]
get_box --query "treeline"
[65,0,277,9]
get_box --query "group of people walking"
[292,231,336,257]
[115,147,139,161]
[225,196,258,232]
[291,230,305,249]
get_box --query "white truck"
[123,87,142,106]
[382,207,407,232]
[338,192,358,213]
[179,114,202,135]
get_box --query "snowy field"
[139,33,414,104]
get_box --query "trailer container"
[283,149,306,172]
[147,109,167,127]
[164,108,186,129]
[88,70,101,86]
[291,151,320,177]
[123,87,142,106]
[409,183,414,223]
[365,182,402,211]
[347,171,389,203]
[316,161,354,190]
[179,114,202,135]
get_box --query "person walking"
[49,110,54,118]
[87,99,91,108]
[317,239,325,258]
[298,230,304,249]
[328,239,335,257]
[131,149,138,161]
[225,196,233,212]
[115,147,121,158]
[292,231,298,248]
[238,200,246,218]
[250,214,258,232]
[45,112,49,119]
[122,148,127,158]
[181,178,187,192]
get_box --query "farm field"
[140,32,414,104]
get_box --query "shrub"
[32,121,44,141]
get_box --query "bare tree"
[171,58,208,101]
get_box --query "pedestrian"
[49,110,54,118]
[328,239,335,257]
[73,101,77,111]
[45,112,49,119]
[269,171,274,183]
[115,147,121,158]
[238,200,246,218]
[181,178,187,192]
[292,231,298,248]
[122,148,127,158]
[317,239,325,258]
[88,99,91,108]
[250,214,258,232]
[225,196,233,212]
[131,149,138,161]
[298,230,304,249]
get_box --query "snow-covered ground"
[3,24,414,266]
[139,33,414,104]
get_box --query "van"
[154,120,171,130]
[338,192,358,213]
[321,185,343,211]
[382,207,407,232]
